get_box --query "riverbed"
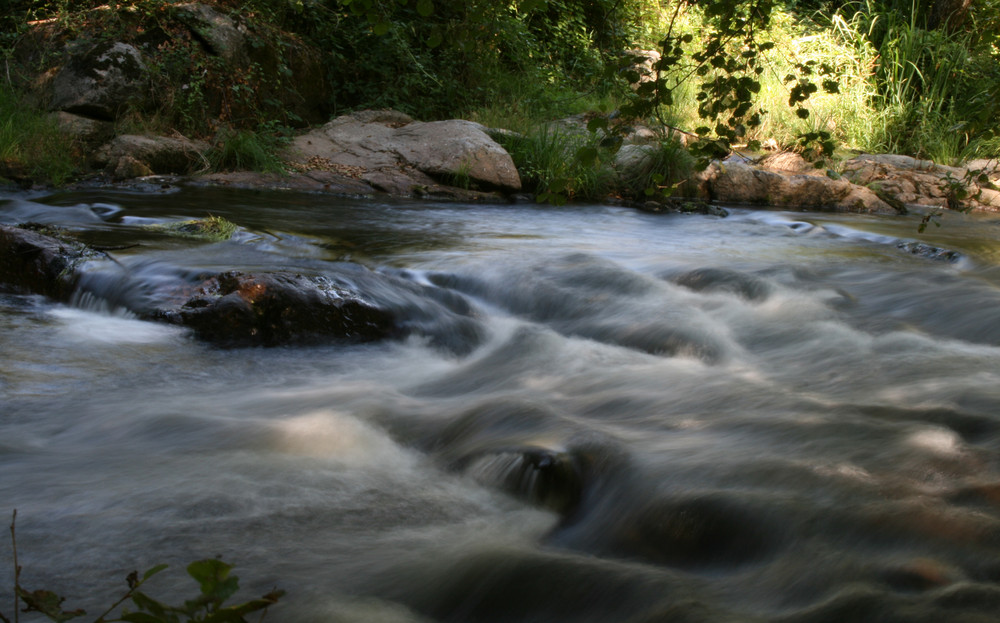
[2,187,1000,622]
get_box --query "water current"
[3,187,1000,622]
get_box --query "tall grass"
[206,126,288,173]
[495,125,616,201]
[0,86,78,185]
[807,0,1000,162]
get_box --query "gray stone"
[288,111,522,193]
[51,111,114,148]
[173,2,247,63]
[94,134,210,179]
[49,41,147,121]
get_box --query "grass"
[206,126,288,174]
[0,85,79,186]
[494,124,617,202]
[144,215,238,241]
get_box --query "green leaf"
[586,116,608,133]
[120,613,172,623]
[416,0,433,17]
[16,588,86,623]
[187,559,239,608]
[372,21,390,35]
[426,30,443,48]
[575,146,598,167]
[795,108,810,119]
[142,564,169,582]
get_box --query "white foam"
[270,410,415,469]
[48,306,182,344]
[907,428,964,456]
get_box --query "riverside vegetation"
[1,511,283,623]
[1,0,998,203]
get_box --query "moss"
[144,215,238,241]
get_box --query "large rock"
[697,160,898,214]
[288,111,522,194]
[842,153,1000,212]
[155,271,396,346]
[172,3,247,64]
[49,41,147,121]
[0,225,94,301]
[0,225,485,350]
[94,134,210,179]
[51,111,115,150]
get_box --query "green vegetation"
[495,126,616,203]
[1,511,282,623]
[0,86,78,186]
[144,216,238,241]
[0,0,998,191]
[206,127,288,174]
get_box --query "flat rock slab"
[697,160,898,214]
[842,153,1000,212]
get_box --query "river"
[2,187,1000,622]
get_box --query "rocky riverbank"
[6,2,1000,214]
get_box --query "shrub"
[0,86,78,186]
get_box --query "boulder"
[0,225,94,301]
[172,3,247,64]
[288,111,522,194]
[94,134,210,179]
[697,160,898,214]
[155,271,396,346]
[392,120,522,191]
[51,111,115,149]
[49,41,147,121]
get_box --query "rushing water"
[3,187,1000,622]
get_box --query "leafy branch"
[1,511,282,623]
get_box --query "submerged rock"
[155,271,396,346]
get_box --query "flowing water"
[3,187,1000,622]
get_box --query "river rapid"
[3,187,1000,623]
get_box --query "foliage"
[1,511,282,623]
[206,126,288,174]
[616,135,696,199]
[143,216,239,241]
[0,85,78,186]
[494,125,616,204]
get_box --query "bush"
[0,86,78,186]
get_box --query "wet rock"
[896,241,962,262]
[155,271,396,346]
[48,41,147,121]
[94,134,210,179]
[0,225,94,300]
[459,446,585,515]
[672,267,773,301]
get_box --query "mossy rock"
[144,215,237,241]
